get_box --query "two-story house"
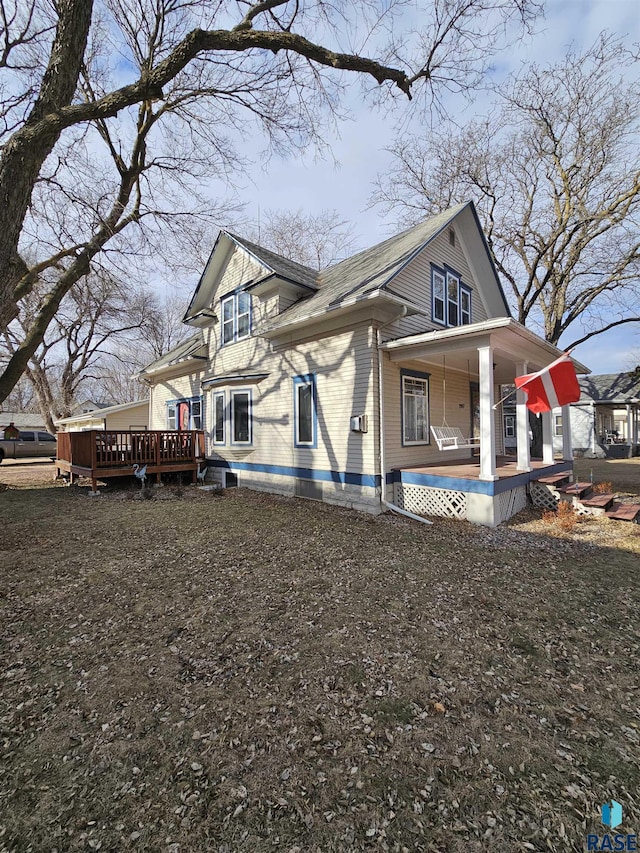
[138,202,587,526]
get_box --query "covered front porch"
[380,318,589,525]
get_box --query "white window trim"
[221,292,251,346]
[554,414,563,436]
[231,389,252,446]
[212,392,225,445]
[402,372,430,446]
[294,374,317,448]
[432,268,446,326]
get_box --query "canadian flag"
[514,352,581,414]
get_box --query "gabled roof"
[225,233,319,290]
[138,332,207,376]
[260,202,509,333]
[56,399,149,425]
[579,372,640,404]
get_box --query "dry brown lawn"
[0,461,639,852]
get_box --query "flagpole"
[493,351,575,410]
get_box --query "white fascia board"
[261,290,421,338]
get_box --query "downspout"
[376,315,433,525]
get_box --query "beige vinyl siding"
[105,405,149,431]
[383,353,477,470]
[207,324,377,479]
[384,228,489,340]
[149,372,205,430]
[217,247,264,300]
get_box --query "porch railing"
[56,430,205,469]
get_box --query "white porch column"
[541,410,554,464]
[561,404,572,461]
[515,361,531,472]
[478,344,497,481]
[626,404,633,458]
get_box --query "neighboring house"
[552,373,640,459]
[56,399,149,432]
[138,201,588,526]
[0,411,49,432]
[72,399,111,416]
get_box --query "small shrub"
[556,500,578,531]
[542,500,578,531]
[592,481,614,494]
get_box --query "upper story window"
[221,291,251,346]
[431,265,472,328]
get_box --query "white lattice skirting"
[496,486,529,523]
[395,483,467,519]
[529,482,561,511]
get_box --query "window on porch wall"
[402,373,429,445]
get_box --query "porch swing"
[430,356,481,451]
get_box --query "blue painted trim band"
[207,458,380,488]
[387,460,573,496]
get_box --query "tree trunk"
[0,0,93,329]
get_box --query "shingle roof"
[226,233,319,290]
[579,372,640,403]
[139,331,207,375]
[259,203,468,331]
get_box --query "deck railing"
[57,430,205,469]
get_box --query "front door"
[470,382,480,456]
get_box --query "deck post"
[561,404,572,461]
[541,410,554,463]
[478,344,497,481]
[515,361,531,472]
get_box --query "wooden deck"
[56,430,205,491]
[397,456,571,482]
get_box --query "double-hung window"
[504,415,515,438]
[231,390,252,445]
[402,370,430,445]
[221,291,251,346]
[213,392,225,444]
[447,271,460,326]
[460,285,472,325]
[293,374,317,448]
[432,268,446,325]
[432,265,472,327]
[554,414,563,436]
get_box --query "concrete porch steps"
[605,503,640,522]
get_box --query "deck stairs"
[531,471,640,523]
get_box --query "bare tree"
[247,208,358,269]
[1,271,159,430]
[0,0,541,404]
[372,34,640,349]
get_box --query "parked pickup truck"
[0,429,57,462]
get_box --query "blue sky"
[234,0,640,374]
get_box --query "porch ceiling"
[381,318,590,383]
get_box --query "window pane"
[297,383,313,444]
[38,432,56,442]
[237,292,250,314]
[214,395,224,443]
[222,298,234,321]
[237,293,250,338]
[237,311,250,338]
[433,272,445,323]
[20,431,35,441]
[461,288,471,324]
[447,275,459,326]
[233,393,250,443]
[403,377,428,443]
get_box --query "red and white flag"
[514,352,580,414]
